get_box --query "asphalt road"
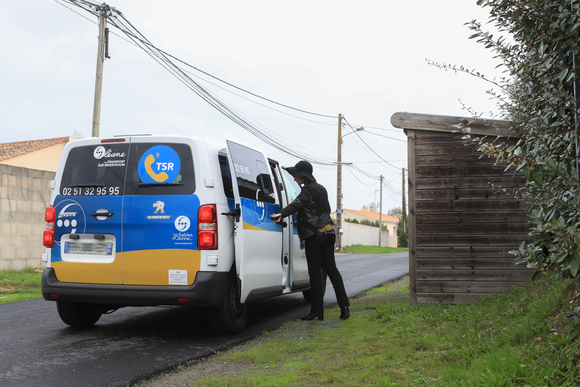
[0,252,408,387]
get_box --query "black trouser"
[304,232,350,315]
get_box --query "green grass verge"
[183,276,580,387]
[0,267,43,304]
[340,244,408,254]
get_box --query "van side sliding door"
[226,141,283,302]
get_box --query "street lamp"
[336,115,364,251]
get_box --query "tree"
[447,0,580,279]
[367,202,379,212]
[388,207,403,219]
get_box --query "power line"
[343,117,401,171]
[159,49,336,119]
[363,130,407,143]
[57,0,338,165]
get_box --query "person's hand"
[271,213,282,223]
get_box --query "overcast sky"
[1,0,503,213]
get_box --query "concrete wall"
[340,221,398,248]
[0,164,54,269]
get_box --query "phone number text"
[62,186,121,196]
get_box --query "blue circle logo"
[138,145,181,184]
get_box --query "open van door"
[226,141,283,302]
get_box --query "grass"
[340,244,408,254]
[0,267,43,304]
[158,275,580,387]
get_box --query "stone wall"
[0,165,54,269]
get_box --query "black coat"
[279,181,334,240]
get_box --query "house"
[0,134,80,269]
[331,206,400,248]
[0,135,75,172]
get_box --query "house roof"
[335,208,400,223]
[0,137,69,161]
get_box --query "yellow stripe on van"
[52,249,201,286]
[243,221,267,231]
[122,249,201,286]
[52,259,123,285]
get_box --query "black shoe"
[340,306,350,320]
[301,312,323,321]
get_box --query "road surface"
[0,252,408,387]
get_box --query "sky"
[1,0,504,214]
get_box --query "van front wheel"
[56,301,102,327]
[208,273,248,334]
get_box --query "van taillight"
[43,205,56,248]
[198,204,217,250]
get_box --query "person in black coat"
[272,160,350,321]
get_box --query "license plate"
[64,241,113,255]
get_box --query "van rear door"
[50,141,128,284]
[121,140,200,286]
[226,140,283,302]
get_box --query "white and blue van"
[41,135,314,333]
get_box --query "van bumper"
[41,268,228,308]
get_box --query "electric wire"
[343,117,400,171]
[345,165,378,186]
[159,49,336,119]
[363,130,407,143]
[55,0,409,171]
[58,0,337,165]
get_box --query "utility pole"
[378,175,383,247]
[402,167,406,231]
[336,113,343,250]
[92,3,110,138]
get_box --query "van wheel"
[56,301,102,327]
[208,273,248,334]
[303,269,327,303]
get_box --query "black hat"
[285,160,316,182]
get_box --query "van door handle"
[221,203,241,222]
[91,211,114,218]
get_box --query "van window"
[60,144,129,196]
[226,143,276,203]
[60,143,195,196]
[218,150,234,200]
[282,169,301,202]
[125,143,195,195]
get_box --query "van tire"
[208,273,248,334]
[56,301,102,327]
[302,269,327,303]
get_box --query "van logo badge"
[138,145,181,184]
[174,216,191,232]
[53,200,87,243]
[93,146,126,160]
[147,201,170,220]
[153,201,165,214]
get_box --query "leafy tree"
[447,0,580,279]
[388,207,403,219]
[367,202,379,212]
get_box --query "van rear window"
[60,143,195,196]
